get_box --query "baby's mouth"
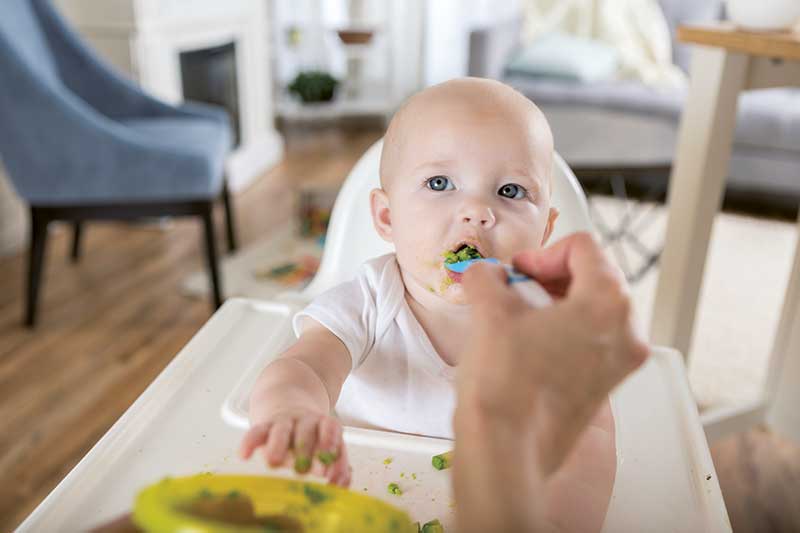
[442,244,484,284]
[443,243,484,264]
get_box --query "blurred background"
[2,0,800,531]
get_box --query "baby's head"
[371,77,559,304]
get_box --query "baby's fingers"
[316,416,348,486]
[328,444,351,487]
[292,417,319,474]
[239,423,271,460]
[316,416,342,455]
[263,417,294,467]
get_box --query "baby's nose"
[462,206,496,228]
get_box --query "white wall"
[422,0,522,87]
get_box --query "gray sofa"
[469,0,800,208]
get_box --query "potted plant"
[287,71,339,104]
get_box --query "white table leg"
[765,211,800,443]
[650,47,749,358]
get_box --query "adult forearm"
[249,358,331,423]
[453,403,547,533]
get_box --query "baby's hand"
[239,408,351,487]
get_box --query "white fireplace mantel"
[54,0,285,192]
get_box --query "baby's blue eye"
[498,183,527,200]
[426,175,454,192]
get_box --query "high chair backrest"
[303,139,593,298]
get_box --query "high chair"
[17,141,731,533]
[234,139,731,531]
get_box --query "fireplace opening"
[180,42,241,147]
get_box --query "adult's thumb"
[462,262,517,309]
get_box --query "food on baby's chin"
[431,451,453,471]
[387,482,403,495]
[442,245,482,265]
[439,276,455,292]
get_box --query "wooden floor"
[1,127,799,532]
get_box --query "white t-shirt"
[293,253,456,439]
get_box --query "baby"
[240,78,616,531]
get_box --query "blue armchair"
[0,0,238,326]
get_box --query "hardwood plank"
[710,426,800,533]
[0,235,200,452]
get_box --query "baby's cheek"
[395,247,440,286]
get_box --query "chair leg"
[71,221,83,263]
[26,208,49,327]
[201,202,223,310]
[222,180,238,253]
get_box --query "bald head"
[379,77,554,191]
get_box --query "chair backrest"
[303,139,593,298]
[0,0,60,86]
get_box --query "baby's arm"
[239,320,352,486]
[543,398,617,533]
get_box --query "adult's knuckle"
[573,231,598,249]
[628,340,651,369]
[595,273,632,316]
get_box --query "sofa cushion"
[508,76,800,154]
[507,76,684,118]
[537,104,677,168]
[505,32,619,83]
[735,89,800,154]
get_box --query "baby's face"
[372,79,558,305]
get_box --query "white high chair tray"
[17,299,729,533]
[221,302,731,533]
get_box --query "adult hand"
[453,232,649,533]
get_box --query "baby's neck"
[400,268,472,367]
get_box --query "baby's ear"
[370,188,393,243]
[541,207,559,245]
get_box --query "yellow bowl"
[132,473,416,533]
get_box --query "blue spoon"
[443,257,498,273]
[444,257,552,305]
[444,257,529,283]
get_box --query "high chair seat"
[17,141,731,533]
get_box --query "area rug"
[183,195,798,411]
[591,196,797,410]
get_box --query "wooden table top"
[678,23,800,61]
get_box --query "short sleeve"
[293,272,378,371]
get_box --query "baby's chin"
[436,278,470,305]
[444,289,469,305]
